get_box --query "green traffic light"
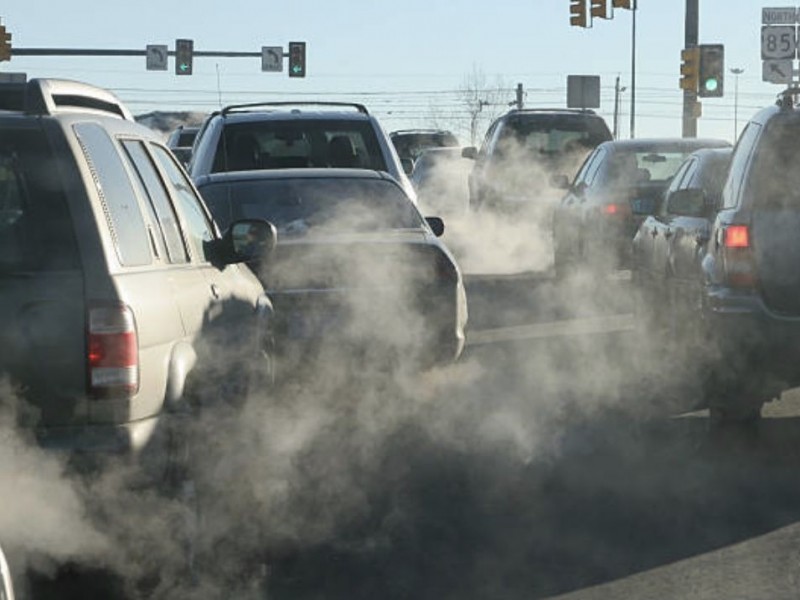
[704,78,718,92]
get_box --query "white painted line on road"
[467,313,636,346]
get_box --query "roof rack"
[508,107,597,115]
[221,101,369,116]
[2,79,133,120]
[776,86,800,110]
[390,128,453,135]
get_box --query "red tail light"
[603,203,631,217]
[724,225,750,248]
[722,225,757,288]
[87,304,139,398]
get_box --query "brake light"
[87,304,139,398]
[721,225,757,288]
[603,203,631,217]
[724,225,750,248]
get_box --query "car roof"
[209,101,372,123]
[596,138,731,152]
[195,167,397,186]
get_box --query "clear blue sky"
[0,0,781,143]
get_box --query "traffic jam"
[2,2,800,599]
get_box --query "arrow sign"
[261,46,283,72]
[146,44,168,71]
[762,58,794,83]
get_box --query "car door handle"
[210,283,220,300]
[650,228,657,238]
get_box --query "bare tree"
[458,65,510,146]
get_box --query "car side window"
[722,122,761,209]
[584,148,606,186]
[73,122,152,267]
[661,159,696,218]
[120,140,190,264]
[151,144,215,263]
[572,149,598,185]
[0,128,80,272]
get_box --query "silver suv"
[187,101,417,202]
[0,79,274,477]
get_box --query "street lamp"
[731,67,744,142]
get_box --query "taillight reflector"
[87,305,139,398]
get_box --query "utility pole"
[682,0,699,137]
[613,75,626,138]
[629,0,638,138]
[731,67,744,142]
[515,83,524,110]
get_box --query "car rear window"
[211,119,387,173]
[750,119,800,209]
[201,177,423,234]
[503,114,611,155]
[0,126,80,272]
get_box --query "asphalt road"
[22,269,800,599]
[257,270,800,600]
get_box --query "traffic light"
[175,38,193,75]
[612,0,632,8]
[591,0,611,19]
[288,41,306,78]
[0,25,11,62]
[570,0,589,27]
[680,46,699,92]
[698,44,724,97]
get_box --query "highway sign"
[261,46,283,72]
[762,58,794,83]
[761,25,797,59]
[762,6,797,25]
[146,44,168,71]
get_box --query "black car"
[462,109,612,212]
[552,137,730,277]
[195,168,468,371]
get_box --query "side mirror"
[400,157,414,175]
[666,188,706,218]
[221,219,277,264]
[550,174,571,190]
[461,146,478,160]
[425,216,445,237]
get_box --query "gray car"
[188,101,418,204]
[0,79,274,479]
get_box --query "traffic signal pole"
[683,0,699,138]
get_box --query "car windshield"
[211,119,387,173]
[201,177,424,234]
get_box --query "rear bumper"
[34,414,167,474]
[271,282,468,367]
[704,286,800,390]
